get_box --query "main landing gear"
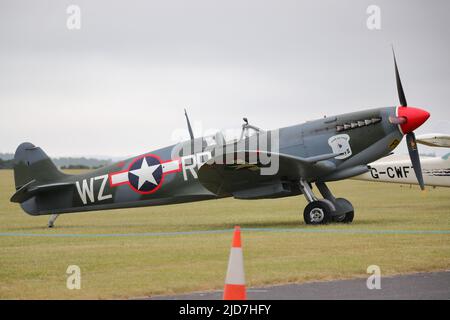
[299,179,354,225]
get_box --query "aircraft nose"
[397,106,430,134]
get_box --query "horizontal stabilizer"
[10,180,74,203]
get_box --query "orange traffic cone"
[223,226,246,300]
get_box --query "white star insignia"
[129,157,160,190]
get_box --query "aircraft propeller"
[392,48,429,190]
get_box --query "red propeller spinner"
[397,106,430,134]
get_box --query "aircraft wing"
[416,133,450,148]
[197,150,341,198]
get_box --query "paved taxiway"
[149,271,450,300]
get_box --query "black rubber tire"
[303,200,332,225]
[342,211,354,223]
[333,198,354,223]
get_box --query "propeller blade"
[406,132,425,190]
[392,48,408,107]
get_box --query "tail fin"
[13,142,66,190]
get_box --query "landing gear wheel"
[333,198,354,223]
[342,211,354,223]
[303,200,332,225]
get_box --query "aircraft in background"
[10,50,431,227]
[354,133,450,187]
[354,153,450,188]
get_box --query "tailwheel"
[303,200,332,225]
[332,198,354,223]
[48,214,59,228]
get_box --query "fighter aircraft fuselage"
[16,106,403,216]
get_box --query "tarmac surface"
[149,271,450,300]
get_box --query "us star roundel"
[109,154,181,194]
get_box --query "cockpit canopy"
[204,118,264,147]
[173,118,265,158]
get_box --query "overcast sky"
[1,0,449,158]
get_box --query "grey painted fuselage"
[17,106,403,216]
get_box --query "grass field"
[0,169,449,299]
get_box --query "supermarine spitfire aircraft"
[11,51,431,227]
